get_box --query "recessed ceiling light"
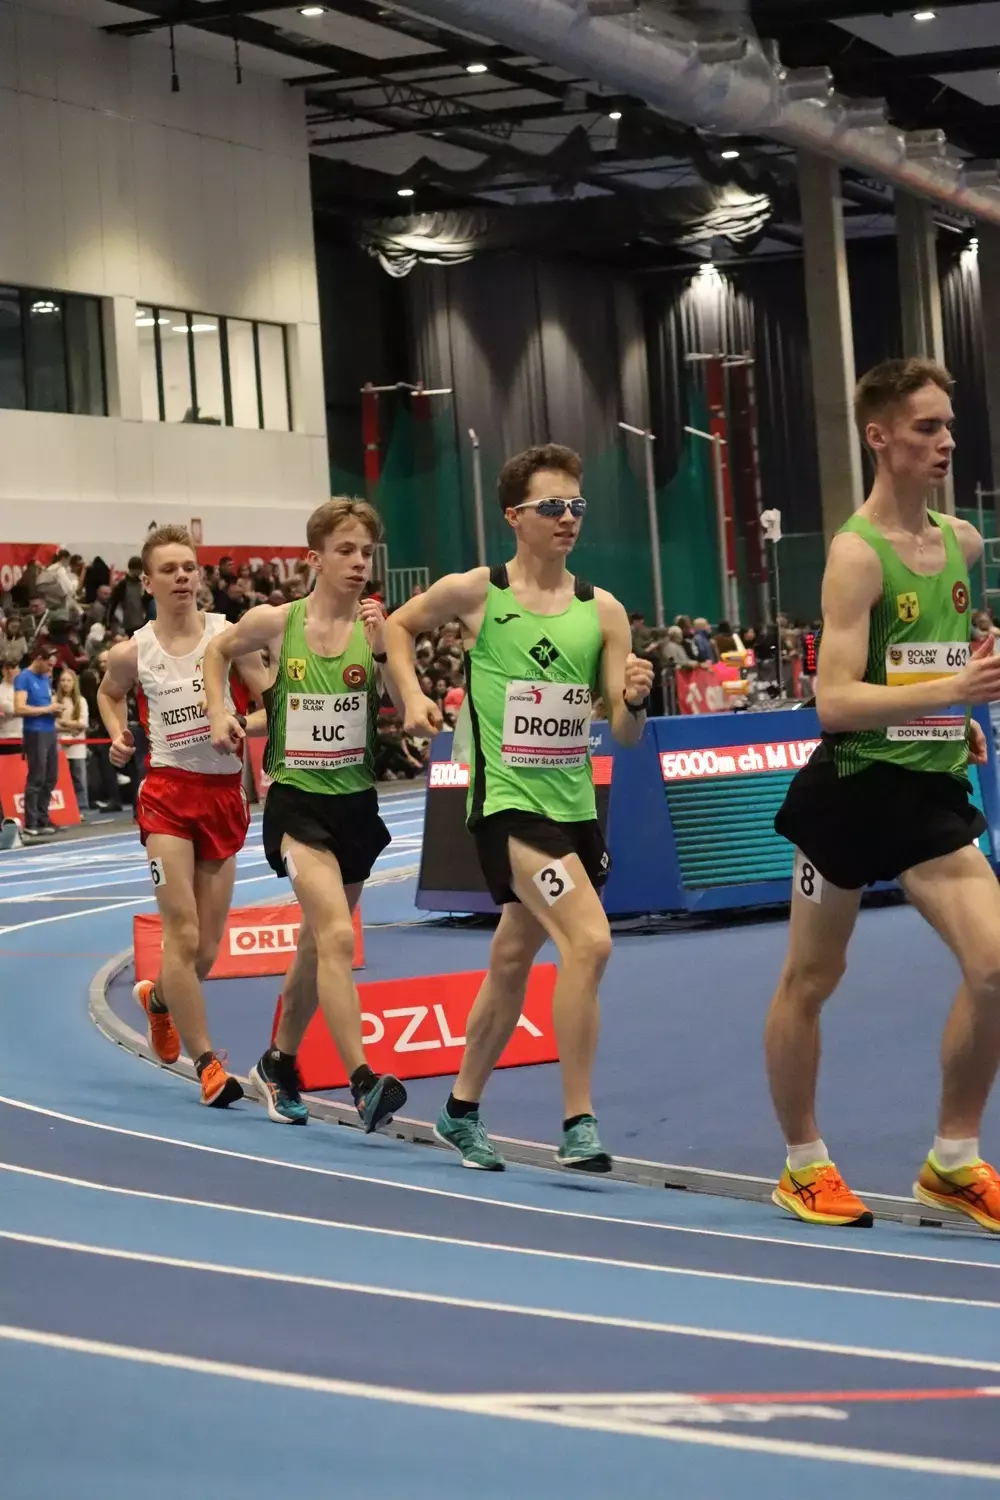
[912,9,936,20]
[721,149,740,159]
[608,110,622,121]
[298,6,327,15]
[397,186,415,197]
[466,62,488,74]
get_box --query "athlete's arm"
[817,533,1000,731]
[96,639,139,767]
[596,591,654,746]
[243,708,268,737]
[359,596,406,717]
[203,606,286,751]
[383,569,490,736]
[951,515,985,569]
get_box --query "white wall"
[0,0,329,550]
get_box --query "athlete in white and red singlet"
[98,525,268,1107]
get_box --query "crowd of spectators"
[0,551,472,809]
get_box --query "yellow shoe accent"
[773,1161,874,1227]
[914,1155,1000,1233]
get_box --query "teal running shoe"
[247,1050,309,1125]
[557,1116,612,1173]
[355,1073,407,1133]
[434,1107,505,1170]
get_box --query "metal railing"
[386,567,430,609]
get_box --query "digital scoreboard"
[415,708,1000,917]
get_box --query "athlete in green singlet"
[203,498,407,1134]
[385,444,654,1172]
[769,358,1000,1231]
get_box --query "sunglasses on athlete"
[510,497,587,518]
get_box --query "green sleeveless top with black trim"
[459,564,604,826]
[825,510,971,781]
[264,599,379,796]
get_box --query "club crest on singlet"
[287,657,307,681]
[897,591,919,623]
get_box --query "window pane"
[190,314,223,424]
[160,310,194,422]
[0,288,25,410]
[25,292,67,412]
[65,296,106,415]
[258,322,290,431]
[136,305,162,421]
[226,318,259,429]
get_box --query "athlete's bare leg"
[764,878,863,1146]
[280,836,366,1073]
[274,882,363,1056]
[505,835,612,1122]
[146,835,229,1060]
[900,844,1000,1139]
[452,903,548,1103]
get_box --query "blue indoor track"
[4,787,1000,1497]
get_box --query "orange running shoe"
[914,1155,1000,1233]
[133,980,181,1065]
[773,1161,874,1227]
[199,1055,244,1109]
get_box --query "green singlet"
[828,510,971,781]
[264,599,379,795]
[461,564,604,825]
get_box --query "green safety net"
[328,387,832,626]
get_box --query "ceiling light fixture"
[912,9,936,19]
[397,186,415,197]
[721,149,740,159]
[466,62,488,74]
[608,110,622,120]
[298,6,327,16]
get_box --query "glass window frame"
[142,306,292,431]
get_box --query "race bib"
[159,682,211,750]
[501,681,592,769]
[885,641,967,742]
[284,692,367,770]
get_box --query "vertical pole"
[362,383,380,496]
[711,436,731,627]
[771,540,783,690]
[705,355,738,619]
[978,483,987,607]
[469,429,487,568]
[643,429,665,629]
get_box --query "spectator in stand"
[2,615,28,667]
[35,549,82,624]
[83,584,112,630]
[84,648,124,813]
[23,596,48,644]
[674,615,709,663]
[0,659,22,753]
[55,666,89,813]
[14,641,60,838]
[108,556,152,636]
[212,556,236,610]
[713,619,745,658]
[220,578,248,624]
[443,680,466,723]
[692,617,718,662]
[661,624,692,671]
[267,589,286,608]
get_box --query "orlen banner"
[0,750,80,827]
[133,901,363,982]
[276,963,558,1089]
[0,543,59,594]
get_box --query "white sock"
[932,1135,979,1172]
[786,1139,831,1172]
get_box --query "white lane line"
[2,1163,998,1310]
[7,1228,1000,1373]
[0,872,278,935]
[1,1094,999,1272]
[0,861,273,903]
[6,1326,999,1479]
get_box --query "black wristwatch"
[372,651,387,663]
[624,691,648,717]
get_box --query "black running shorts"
[470,809,611,906]
[262,782,390,886]
[775,752,986,891]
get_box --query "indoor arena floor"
[3,789,1000,1497]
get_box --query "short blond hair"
[141,525,196,574]
[307,498,383,552]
